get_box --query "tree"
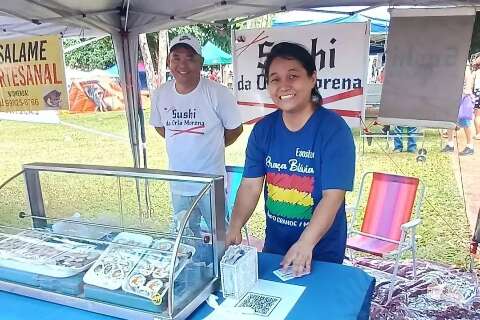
[234,14,273,30]
[157,30,168,84]
[139,33,158,92]
[168,23,231,53]
[63,37,116,71]
[62,15,273,73]
[137,24,231,81]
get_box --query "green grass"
[0,111,471,266]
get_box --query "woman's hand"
[280,189,347,274]
[280,240,314,276]
[225,176,264,248]
[225,227,242,247]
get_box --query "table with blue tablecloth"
[0,252,375,320]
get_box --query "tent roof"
[1,0,478,167]
[105,42,232,71]
[272,12,389,54]
[0,1,478,38]
[202,41,232,66]
[325,14,388,33]
[273,13,389,33]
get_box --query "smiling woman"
[226,42,356,276]
[265,43,320,117]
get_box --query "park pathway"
[449,133,480,234]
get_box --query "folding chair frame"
[226,166,250,245]
[347,171,426,304]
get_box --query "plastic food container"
[83,232,153,290]
[220,245,258,300]
[122,239,195,301]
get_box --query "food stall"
[0,163,226,319]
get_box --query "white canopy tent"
[1,0,479,166]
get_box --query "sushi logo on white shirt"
[165,107,206,135]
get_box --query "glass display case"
[0,162,226,320]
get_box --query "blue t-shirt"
[243,107,355,264]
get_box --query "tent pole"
[115,31,147,219]
[353,6,380,15]
[112,32,141,168]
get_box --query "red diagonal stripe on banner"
[244,116,264,124]
[238,87,363,123]
[238,87,363,109]
[243,109,361,124]
[334,109,362,117]
[235,31,268,56]
[238,101,278,109]
[322,87,363,104]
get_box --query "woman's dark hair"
[264,42,322,104]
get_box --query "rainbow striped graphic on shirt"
[266,172,314,220]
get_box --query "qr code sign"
[236,292,281,316]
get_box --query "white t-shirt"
[150,78,242,195]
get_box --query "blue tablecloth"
[0,252,374,320]
[0,290,122,320]
[191,253,375,320]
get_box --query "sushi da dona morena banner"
[0,35,67,112]
[233,22,370,128]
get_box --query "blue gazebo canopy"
[272,13,388,54]
[202,41,232,66]
[105,64,148,90]
[272,13,388,33]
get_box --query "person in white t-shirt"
[150,34,243,236]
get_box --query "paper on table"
[273,267,309,282]
[205,279,305,320]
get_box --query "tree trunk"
[157,30,168,85]
[139,33,157,93]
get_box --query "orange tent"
[68,78,125,113]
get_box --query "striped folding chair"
[347,172,425,304]
[225,166,250,245]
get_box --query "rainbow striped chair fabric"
[347,172,425,304]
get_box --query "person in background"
[442,61,475,156]
[393,126,418,153]
[376,65,385,84]
[471,56,480,140]
[226,42,355,276]
[208,68,219,82]
[150,34,243,235]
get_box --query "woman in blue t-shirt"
[226,42,355,275]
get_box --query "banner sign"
[378,8,475,128]
[0,35,68,113]
[233,23,370,127]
